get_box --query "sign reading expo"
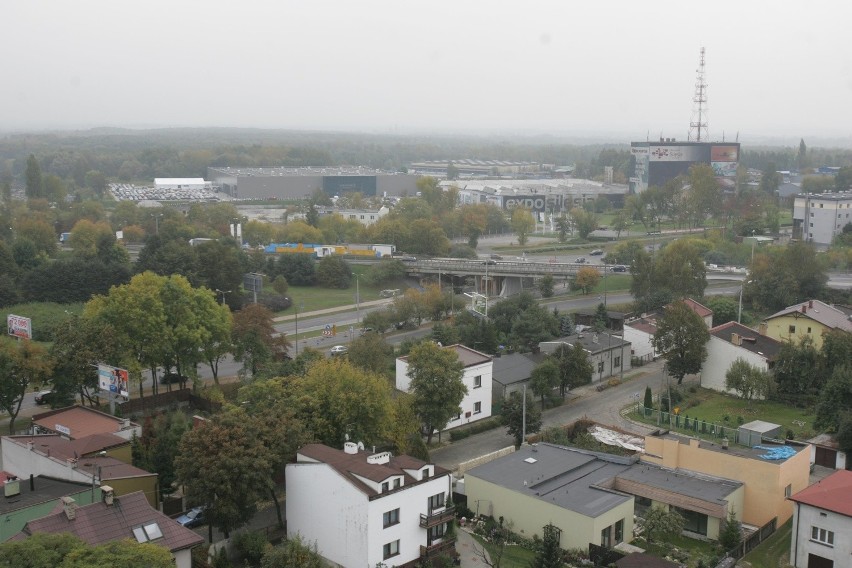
[98,364,130,399]
[7,314,32,339]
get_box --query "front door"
[808,553,833,568]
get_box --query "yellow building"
[760,300,852,349]
[642,434,811,527]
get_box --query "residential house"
[491,352,543,399]
[681,298,713,328]
[396,344,492,430]
[573,309,627,332]
[623,317,660,363]
[0,473,102,542]
[1,434,159,508]
[463,443,744,549]
[702,322,782,396]
[539,332,631,383]
[30,405,141,441]
[788,469,852,568]
[286,443,454,567]
[13,488,202,568]
[760,300,852,349]
[641,432,811,527]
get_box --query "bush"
[233,530,270,566]
[449,417,502,441]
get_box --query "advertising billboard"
[7,314,32,340]
[711,145,739,162]
[648,145,707,162]
[98,364,130,399]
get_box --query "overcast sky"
[4,1,851,142]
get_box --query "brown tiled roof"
[32,406,136,439]
[19,490,203,552]
[297,444,449,498]
[5,433,129,462]
[75,457,153,481]
[789,470,852,517]
[682,298,713,318]
[709,322,782,360]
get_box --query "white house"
[623,317,659,363]
[286,443,455,567]
[396,345,493,430]
[539,332,632,383]
[788,470,852,568]
[702,322,782,395]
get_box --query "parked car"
[611,265,628,272]
[159,373,186,385]
[359,327,375,336]
[489,253,503,260]
[399,256,417,262]
[590,249,604,256]
[575,257,587,264]
[176,506,206,528]
[329,345,348,356]
[34,390,55,405]
[483,259,497,265]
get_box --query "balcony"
[419,506,455,528]
[420,536,457,559]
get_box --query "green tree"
[686,164,722,226]
[555,215,571,243]
[305,204,320,227]
[758,164,781,195]
[538,274,555,298]
[406,342,466,444]
[612,209,629,239]
[593,302,608,332]
[773,336,821,396]
[364,259,406,287]
[570,207,599,239]
[231,303,289,377]
[503,391,542,447]
[652,300,710,384]
[641,507,685,546]
[194,240,244,307]
[84,170,108,196]
[25,154,43,198]
[529,523,564,568]
[797,138,808,170]
[511,207,535,246]
[573,266,601,295]
[132,411,190,492]
[316,255,352,289]
[510,304,558,352]
[705,296,738,327]
[654,239,707,300]
[719,509,742,551]
[724,358,773,401]
[644,385,653,409]
[0,338,54,433]
[814,366,852,432]
[530,358,560,409]
[553,342,594,396]
[261,535,325,568]
[348,331,395,375]
[176,407,272,539]
[836,165,852,192]
[0,533,175,568]
[277,253,316,286]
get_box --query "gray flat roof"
[492,353,541,386]
[0,475,93,515]
[467,443,634,517]
[616,463,741,505]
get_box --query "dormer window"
[422,467,431,480]
[393,478,401,489]
[382,482,390,492]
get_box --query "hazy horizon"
[5,1,851,145]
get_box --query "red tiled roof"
[682,298,713,318]
[32,406,136,439]
[789,470,852,517]
[19,490,203,552]
[297,444,449,497]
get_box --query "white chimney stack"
[61,496,77,520]
[101,485,115,505]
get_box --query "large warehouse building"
[207,167,419,200]
[630,140,740,193]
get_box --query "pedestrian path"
[456,528,490,567]
[272,298,393,323]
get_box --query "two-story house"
[760,300,852,349]
[286,443,455,567]
[702,321,782,396]
[396,344,492,431]
[788,469,852,568]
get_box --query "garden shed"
[737,420,781,447]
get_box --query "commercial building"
[408,159,550,178]
[792,191,852,245]
[630,140,740,193]
[788,470,852,568]
[286,443,454,567]
[207,166,419,200]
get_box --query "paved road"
[430,359,670,472]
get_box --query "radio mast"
[688,47,708,142]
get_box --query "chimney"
[808,300,813,308]
[343,442,358,455]
[101,485,114,506]
[801,305,807,314]
[61,496,77,520]
[4,476,20,497]
[731,333,741,346]
[758,322,768,335]
[121,418,131,429]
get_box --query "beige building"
[760,300,852,350]
[642,433,811,527]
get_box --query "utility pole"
[521,384,527,446]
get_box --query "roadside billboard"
[7,314,32,339]
[98,364,130,399]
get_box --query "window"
[428,493,445,512]
[614,356,621,368]
[428,523,445,542]
[452,408,461,421]
[381,482,389,492]
[789,325,796,334]
[810,212,814,217]
[393,478,401,489]
[675,507,708,536]
[421,467,431,479]
[807,327,812,334]
[383,540,400,559]
[615,519,624,544]
[360,215,365,219]
[785,484,792,498]
[473,401,482,414]
[600,526,611,548]
[474,375,482,388]
[811,526,834,546]
[383,508,400,528]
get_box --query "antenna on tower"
[688,47,708,142]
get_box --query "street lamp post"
[355,275,361,326]
[214,289,231,305]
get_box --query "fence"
[635,406,737,443]
[109,389,222,418]
[716,517,777,566]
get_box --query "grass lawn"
[628,388,818,441]
[740,519,792,568]
[470,534,536,568]
[278,266,404,314]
